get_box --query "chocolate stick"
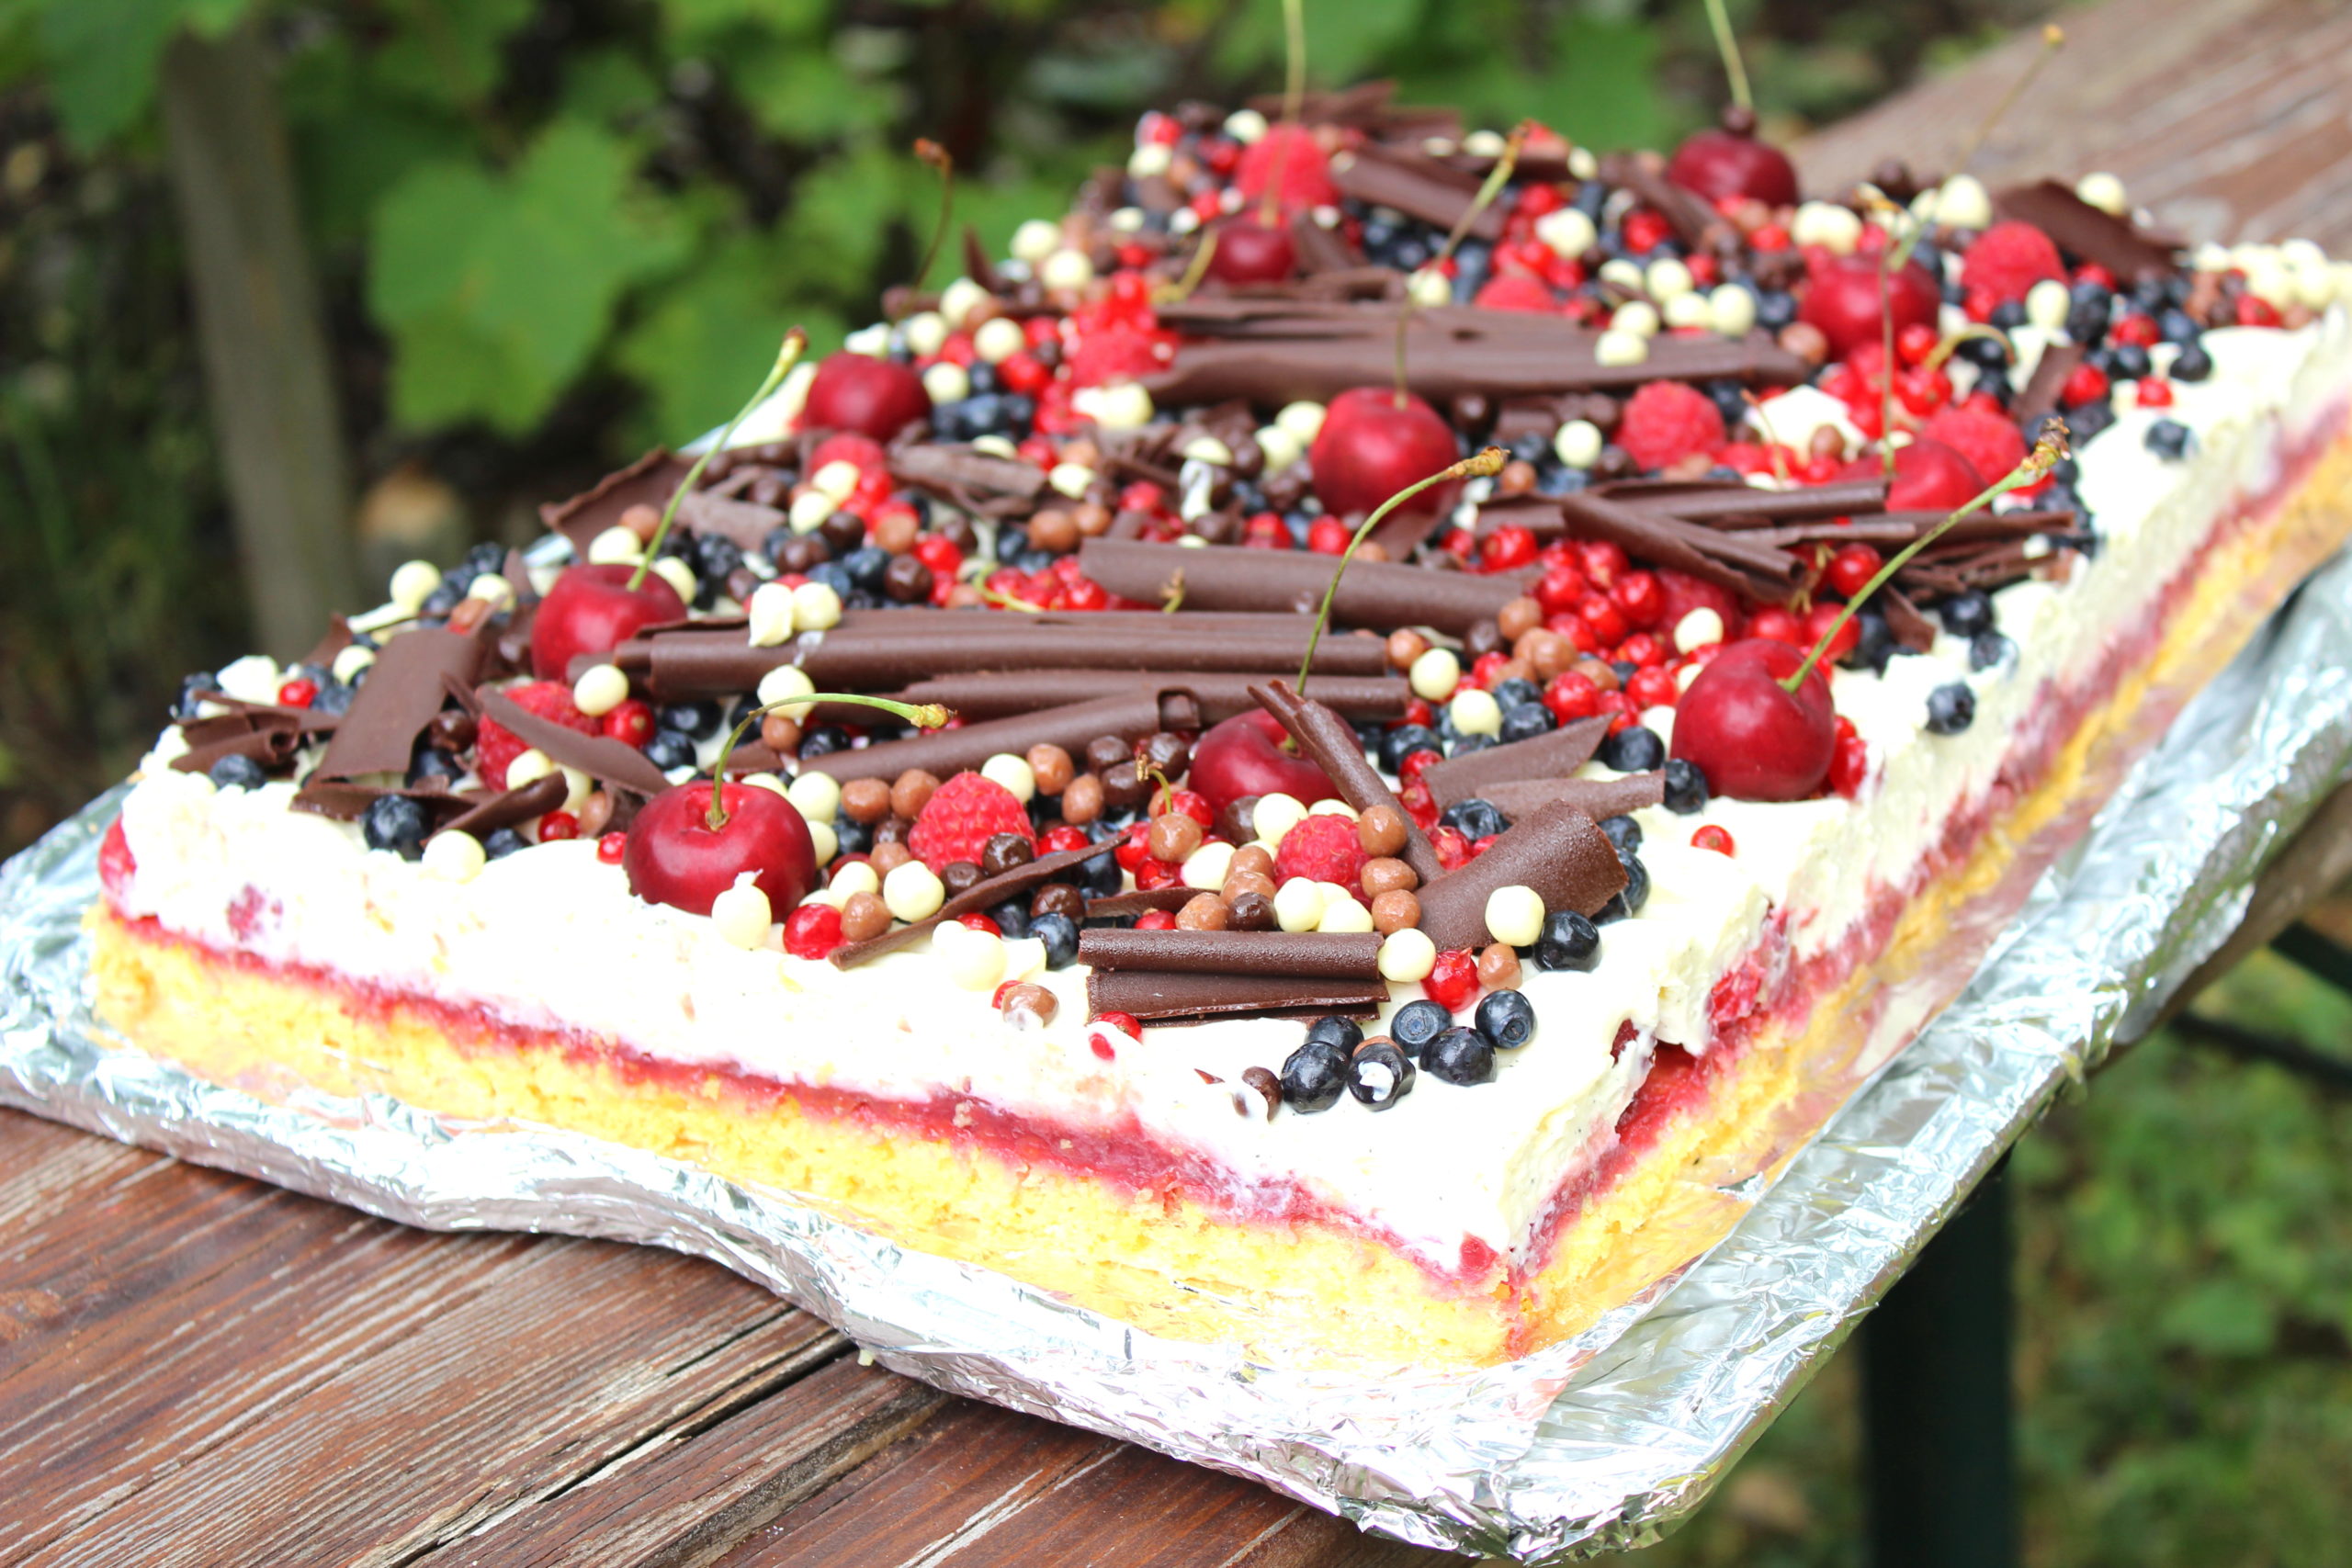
[1555,491,1798,600]
[1473,773,1665,823]
[1419,715,1611,807]
[1085,969,1391,1025]
[805,670,1410,728]
[829,845,1102,969]
[1250,679,1442,886]
[1412,798,1627,952]
[1078,928,1383,979]
[801,691,1203,784]
[1077,538,1532,636]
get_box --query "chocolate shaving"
[480,688,672,795]
[1879,586,1939,652]
[674,490,786,552]
[802,691,1205,784]
[961,223,1003,294]
[1473,773,1667,823]
[2016,340,2085,423]
[1288,209,1360,275]
[299,615,355,673]
[291,780,469,826]
[1085,969,1390,1026]
[434,773,568,841]
[812,670,1409,727]
[1412,799,1626,951]
[1419,716,1611,807]
[1596,150,1721,249]
[1079,928,1383,979]
[1241,81,1456,137]
[1250,679,1440,886]
[1078,539,1532,636]
[1555,491,1802,602]
[1083,886,1201,917]
[540,448,691,554]
[171,714,311,777]
[888,445,1048,515]
[1613,478,1890,526]
[1328,142,1502,241]
[829,845,1101,969]
[315,628,487,781]
[1993,179,2178,284]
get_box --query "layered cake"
[88,85,2352,1367]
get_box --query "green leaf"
[775,138,908,299]
[35,0,253,148]
[733,38,902,144]
[614,235,842,449]
[656,0,829,48]
[1532,13,1671,151]
[1213,0,1424,92]
[368,0,535,111]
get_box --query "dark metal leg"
[2269,920,2352,996]
[1860,1158,2018,1568]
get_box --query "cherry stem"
[908,139,956,308]
[1295,446,1509,694]
[1888,23,2063,277]
[1781,419,2072,694]
[1701,0,1753,116]
[704,693,953,831]
[1392,121,1527,409]
[1157,229,1219,306]
[1258,0,1307,227]
[629,329,808,592]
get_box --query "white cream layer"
[111,310,2352,1275]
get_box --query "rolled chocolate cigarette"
[1084,887,1201,917]
[1251,679,1442,887]
[1085,969,1391,1025]
[1077,539,1531,636]
[830,844,1102,969]
[1078,928,1383,979]
[1419,716,1611,807]
[1607,478,1888,525]
[802,692,1204,784]
[808,670,1410,727]
[1413,799,1626,951]
[1474,773,1666,823]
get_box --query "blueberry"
[172,672,214,721]
[1955,334,2007,369]
[1597,853,1649,924]
[1441,798,1510,840]
[2108,342,2152,382]
[483,827,529,860]
[1970,631,2015,671]
[1279,1041,1351,1111]
[1939,590,1995,639]
[1447,733,1498,761]
[2065,400,2116,444]
[1754,289,1796,331]
[406,747,464,787]
[1423,1026,1497,1086]
[1662,757,1709,815]
[658,700,721,739]
[2158,308,2200,344]
[1927,682,1976,734]
[1848,609,1895,674]
[842,546,892,592]
[1347,1039,1418,1110]
[2170,341,2213,382]
[1074,849,1123,897]
[1304,1015,1364,1055]
[831,815,872,857]
[797,726,851,759]
[310,680,357,716]
[989,899,1030,941]
[1988,299,2027,331]
[642,731,696,772]
[1490,677,1542,712]
[1380,724,1444,773]
[1028,910,1079,968]
[691,534,743,591]
[1535,909,1601,971]
[1475,989,1536,1049]
[808,560,855,599]
[966,360,999,395]
[1498,702,1554,743]
[361,794,430,860]
[419,583,462,619]
[1390,998,1452,1056]
[2145,418,2192,459]
[1598,724,1664,773]
[1973,368,2012,406]
[207,753,267,791]
[1599,814,1642,853]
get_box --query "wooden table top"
[11,3,2352,1562]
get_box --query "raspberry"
[906,772,1035,874]
[1918,407,2029,491]
[1616,380,1725,472]
[476,681,595,789]
[1233,124,1339,212]
[1958,220,2064,305]
[1273,814,1369,888]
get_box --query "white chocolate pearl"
[1181,840,1235,890]
[1047,462,1094,498]
[790,580,842,632]
[1275,400,1326,442]
[2025,278,2071,333]
[710,874,774,949]
[937,276,991,327]
[741,771,790,798]
[884,860,946,923]
[571,664,628,717]
[465,571,514,608]
[1317,897,1374,933]
[756,663,815,711]
[1662,291,1711,330]
[1010,219,1062,263]
[746,582,797,649]
[921,359,970,405]
[390,559,442,613]
[1792,200,1862,254]
[1594,329,1649,367]
[786,770,841,825]
[788,490,836,535]
[650,557,696,605]
[1554,419,1603,468]
[587,525,642,564]
[1705,284,1757,338]
[1125,142,1172,179]
[842,322,891,356]
[1306,797,1358,818]
[1598,257,1645,294]
[1379,927,1438,983]
[1252,792,1308,848]
[1674,607,1726,653]
[806,819,838,864]
[1930,175,1992,231]
[1076,381,1153,430]
[1406,267,1451,307]
[943,928,1008,990]
[1448,687,1502,738]
[1254,424,1303,471]
[215,653,280,705]
[972,315,1026,365]
[970,435,1018,463]
[1534,207,1595,259]
[503,749,554,788]
[901,310,949,358]
[1484,884,1546,948]
[828,861,879,899]
[1568,146,1598,179]
[1609,300,1660,338]
[2075,172,2127,216]
[1181,434,1234,468]
[1645,256,1693,301]
[331,645,376,683]
[1408,647,1462,703]
[1272,877,1328,933]
[979,751,1036,804]
[1041,248,1095,291]
[1223,107,1268,143]
[421,829,486,884]
[811,458,863,503]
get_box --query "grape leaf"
[614,233,843,450]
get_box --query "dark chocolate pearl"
[1084,735,1131,775]
[775,534,829,573]
[819,510,867,557]
[1279,1041,1350,1111]
[870,814,912,846]
[978,832,1035,877]
[1032,882,1086,922]
[1099,761,1149,812]
[941,861,984,897]
[1423,1026,1497,1086]
[1347,1039,1417,1111]
[1304,1016,1363,1054]
[427,708,478,753]
[1216,795,1260,846]
[882,554,935,604]
[1227,890,1277,931]
[1136,731,1191,778]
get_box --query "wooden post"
[158,21,359,660]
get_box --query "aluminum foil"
[8,544,2352,1562]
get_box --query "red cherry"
[621,781,816,918]
[1186,709,1340,814]
[1666,126,1798,209]
[1234,125,1339,213]
[1797,254,1940,358]
[1308,388,1463,525]
[1206,215,1296,285]
[1839,437,1984,513]
[530,562,688,681]
[1668,638,1837,802]
[799,351,932,443]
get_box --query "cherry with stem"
[899,139,956,315]
[628,329,808,592]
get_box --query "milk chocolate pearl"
[1808,423,1848,463]
[842,777,894,824]
[1227,889,1278,931]
[890,769,940,818]
[1032,882,1085,922]
[1356,805,1408,858]
[1221,870,1277,906]
[1027,743,1074,795]
[760,714,803,754]
[1216,795,1260,846]
[1028,508,1080,554]
[1498,596,1543,641]
[1072,501,1114,536]
[1491,657,1532,686]
[1084,735,1130,775]
[1136,731,1192,778]
[1148,813,1204,863]
[871,510,921,555]
[576,790,616,838]
[1061,773,1104,824]
[619,502,663,541]
[1496,459,1538,497]
[979,832,1035,877]
[869,840,913,875]
[1387,629,1431,671]
[1520,628,1572,680]
[1780,321,1830,367]
[1176,893,1231,931]
[942,861,984,897]
[1100,761,1149,812]
[1477,942,1523,991]
[1228,842,1276,881]
[1360,857,1418,898]
[1371,889,1422,934]
[1572,658,1622,692]
[999,980,1057,1024]
[839,891,891,942]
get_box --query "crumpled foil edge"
[6,548,2350,1562]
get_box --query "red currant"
[956,911,1002,936]
[1802,601,1860,662]
[2109,313,2160,348]
[1828,717,1869,798]
[1534,563,1589,616]
[1691,824,1736,855]
[2061,362,2110,408]
[784,902,846,959]
[1306,516,1353,555]
[1610,570,1666,627]
[1421,948,1480,1011]
[1747,606,1804,646]
[1826,542,1883,599]
[1039,824,1091,854]
[603,700,656,748]
[537,810,580,842]
[596,831,628,864]
[276,677,319,708]
[1479,525,1539,572]
[1133,908,1178,931]
[1429,825,1474,870]
[1094,1010,1143,1038]
[1626,665,1680,709]
[2135,378,2175,408]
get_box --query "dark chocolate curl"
[1992,179,2179,284]
[829,845,1102,969]
[1085,970,1391,1025]
[1078,539,1532,636]
[1250,680,1441,886]
[2015,340,2085,423]
[1412,799,1626,951]
[1078,928,1384,980]
[479,689,672,796]
[1610,478,1891,526]
[316,628,487,781]
[291,781,470,827]
[540,447,691,555]
[803,692,1204,785]
[1555,491,1802,601]
[1327,142,1503,241]
[435,773,569,842]
[1473,773,1667,823]
[1419,716,1611,807]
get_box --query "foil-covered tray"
[8,544,2352,1562]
